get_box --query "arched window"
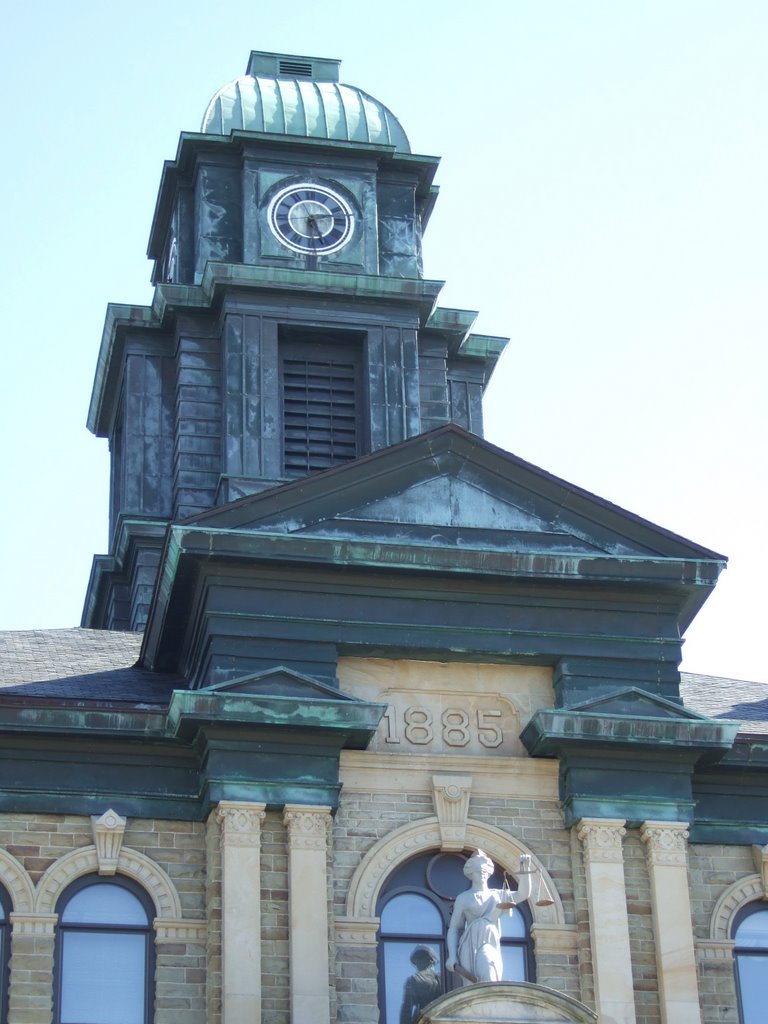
[0,886,10,1024]
[732,903,768,1024]
[54,876,154,1024]
[376,851,534,1024]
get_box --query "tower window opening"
[279,331,365,477]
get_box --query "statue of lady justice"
[446,850,536,984]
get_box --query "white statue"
[446,849,535,983]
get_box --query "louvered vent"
[247,51,340,83]
[279,59,313,78]
[282,354,360,476]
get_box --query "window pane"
[736,953,768,1023]
[60,931,146,1024]
[382,939,443,1024]
[62,884,149,926]
[426,854,469,899]
[735,910,768,948]
[500,909,526,939]
[500,942,527,981]
[380,893,443,936]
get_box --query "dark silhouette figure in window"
[400,945,442,1024]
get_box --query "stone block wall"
[0,807,756,1024]
[260,812,290,1024]
[0,812,208,1024]
[623,830,660,1024]
[569,826,594,1012]
[205,812,222,1024]
[332,782,582,1021]
[690,843,754,1024]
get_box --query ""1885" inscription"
[381,706,506,748]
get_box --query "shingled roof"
[680,671,768,735]
[0,629,766,733]
[0,629,180,705]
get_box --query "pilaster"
[283,804,333,1024]
[576,818,636,1024]
[217,800,266,1024]
[640,821,701,1024]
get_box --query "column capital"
[576,818,627,864]
[283,804,332,851]
[216,800,266,847]
[640,820,690,867]
[9,913,57,935]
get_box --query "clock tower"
[83,50,507,631]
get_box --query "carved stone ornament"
[431,775,472,851]
[752,843,768,898]
[283,805,332,851]
[640,821,690,867]
[91,809,127,875]
[576,819,627,864]
[216,801,266,848]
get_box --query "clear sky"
[0,1,765,683]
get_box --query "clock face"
[267,182,354,255]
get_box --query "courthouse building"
[0,51,767,1024]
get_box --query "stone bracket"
[91,808,127,875]
[431,775,472,851]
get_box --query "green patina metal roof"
[201,50,410,152]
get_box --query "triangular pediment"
[198,666,357,701]
[183,426,724,563]
[568,687,716,721]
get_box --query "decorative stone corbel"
[431,775,472,851]
[91,809,127,875]
[751,844,768,898]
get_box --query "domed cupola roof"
[202,50,411,153]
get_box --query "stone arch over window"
[0,848,34,914]
[710,875,765,942]
[34,846,182,920]
[344,816,564,926]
